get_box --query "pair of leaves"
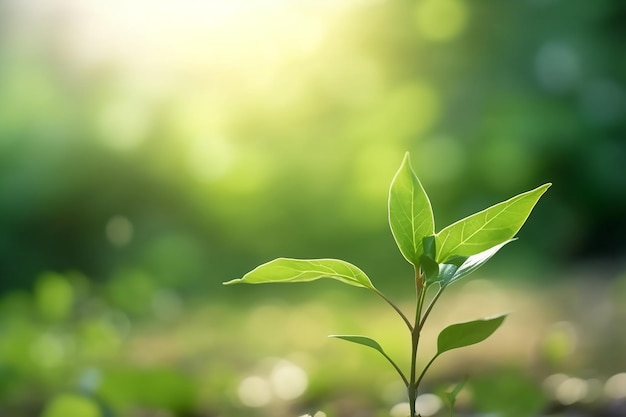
[390,153,550,265]
[332,314,507,387]
[390,152,550,284]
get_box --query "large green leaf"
[223,258,376,290]
[388,152,435,266]
[435,184,551,262]
[437,314,507,355]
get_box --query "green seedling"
[225,152,550,417]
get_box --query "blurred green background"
[1,0,625,416]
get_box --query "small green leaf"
[389,152,435,266]
[445,376,467,405]
[420,236,439,284]
[439,376,468,415]
[329,335,385,353]
[330,335,409,387]
[443,240,514,286]
[435,256,466,285]
[223,258,376,290]
[420,254,440,284]
[435,183,551,262]
[437,314,507,355]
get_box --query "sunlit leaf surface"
[435,184,551,262]
[389,153,435,266]
[224,258,376,289]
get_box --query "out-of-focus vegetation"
[1,0,625,416]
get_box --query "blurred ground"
[0,0,625,416]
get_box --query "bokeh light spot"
[237,376,272,407]
[556,377,588,405]
[31,333,65,368]
[390,402,411,417]
[543,373,569,397]
[269,359,308,400]
[605,373,626,399]
[415,393,442,416]
[534,41,581,92]
[299,412,326,417]
[414,0,468,41]
[35,272,74,321]
[98,94,150,152]
[105,216,134,247]
[542,321,578,364]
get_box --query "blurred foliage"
[1,0,625,416]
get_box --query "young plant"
[225,152,550,417]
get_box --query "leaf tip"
[222,278,241,285]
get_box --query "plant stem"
[415,354,438,389]
[409,269,427,417]
[381,350,410,387]
[419,285,445,330]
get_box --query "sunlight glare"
[52,0,358,92]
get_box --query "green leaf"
[439,376,468,412]
[388,152,435,266]
[436,256,466,285]
[445,376,467,405]
[223,258,376,290]
[420,254,440,284]
[435,183,551,262]
[329,335,386,353]
[437,314,507,355]
[420,236,439,284]
[330,335,409,387]
[441,240,514,287]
